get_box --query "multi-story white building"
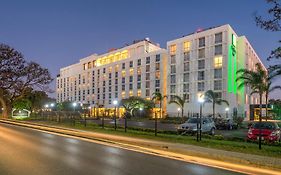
[56,24,265,120]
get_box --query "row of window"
[170,80,222,93]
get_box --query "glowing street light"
[113,100,118,130]
[73,102,77,112]
[45,104,49,108]
[198,94,205,141]
[225,107,229,118]
[50,103,55,107]
[177,107,181,118]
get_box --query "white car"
[177,117,216,135]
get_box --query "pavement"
[0,122,243,175]
[0,119,280,175]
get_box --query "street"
[0,123,244,175]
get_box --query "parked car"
[177,117,216,135]
[247,122,281,142]
[215,118,238,130]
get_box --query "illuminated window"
[155,71,160,79]
[214,56,223,68]
[137,67,141,75]
[129,68,134,75]
[137,90,141,97]
[183,41,190,52]
[122,91,125,98]
[121,50,128,59]
[115,65,119,71]
[129,91,133,97]
[109,67,112,73]
[170,44,176,55]
[115,53,121,61]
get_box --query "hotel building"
[56,24,265,120]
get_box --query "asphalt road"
[0,123,245,175]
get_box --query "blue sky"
[0,0,280,98]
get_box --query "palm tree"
[236,63,267,150]
[204,90,229,119]
[169,95,185,121]
[152,92,167,118]
[264,68,281,121]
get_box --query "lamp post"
[177,107,180,118]
[225,107,229,118]
[72,102,77,112]
[113,100,118,130]
[198,95,205,141]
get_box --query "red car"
[247,122,281,142]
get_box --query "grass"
[23,119,281,159]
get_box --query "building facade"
[56,24,265,120]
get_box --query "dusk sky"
[1,0,280,98]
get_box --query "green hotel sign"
[228,34,237,94]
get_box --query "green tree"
[0,44,52,118]
[204,90,229,119]
[255,0,281,73]
[152,92,167,118]
[12,99,32,110]
[236,63,267,149]
[120,96,153,118]
[169,95,186,120]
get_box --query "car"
[215,118,238,130]
[177,117,216,135]
[247,122,281,143]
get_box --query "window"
[170,75,176,84]
[122,71,126,77]
[137,90,141,97]
[122,85,125,91]
[198,71,205,81]
[115,85,118,91]
[184,52,190,61]
[183,41,190,52]
[214,56,222,68]
[146,73,150,80]
[122,63,126,69]
[214,80,222,90]
[183,83,189,93]
[122,77,125,84]
[146,65,150,72]
[146,81,150,88]
[146,89,150,96]
[198,82,204,91]
[183,62,190,72]
[129,61,133,68]
[183,73,189,82]
[155,63,160,71]
[215,44,222,55]
[199,37,205,47]
[109,73,112,79]
[171,65,176,74]
[170,85,176,93]
[115,72,118,78]
[215,32,222,44]
[155,71,160,79]
[129,84,133,90]
[198,60,205,69]
[170,44,176,55]
[129,76,133,82]
[198,48,205,58]
[156,54,160,62]
[137,59,141,66]
[137,82,141,89]
[184,94,190,102]
[137,74,141,81]
[216,92,222,99]
[171,55,176,64]
[103,68,106,73]
[155,80,160,88]
[115,79,118,85]
[146,57,150,64]
[214,68,222,79]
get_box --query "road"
[0,123,244,175]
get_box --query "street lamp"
[177,107,181,118]
[225,107,229,118]
[73,102,77,112]
[113,100,118,130]
[198,95,205,141]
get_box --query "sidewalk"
[1,119,280,175]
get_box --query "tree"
[236,63,267,150]
[151,92,167,118]
[0,44,52,118]
[204,90,229,119]
[169,95,186,120]
[255,0,281,72]
[120,96,153,118]
[269,99,281,119]
[12,99,32,110]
